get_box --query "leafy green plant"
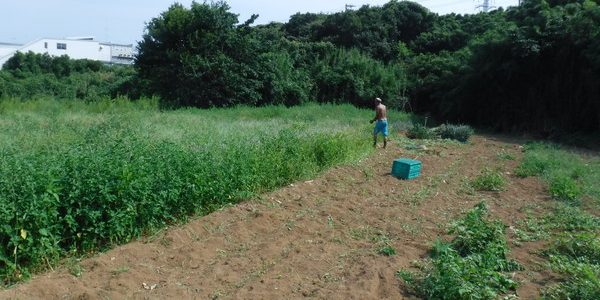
[450,203,508,259]
[378,246,397,256]
[471,169,506,192]
[398,202,521,299]
[549,175,583,204]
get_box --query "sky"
[0,0,519,45]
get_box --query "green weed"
[111,266,130,276]
[544,204,600,232]
[398,202,521,299]
[378,246,397,256]
[549,175,583,204]
[542,262,600,300]
[471,169,506,192]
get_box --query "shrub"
[434,124,474,142]
[406,123,435,139]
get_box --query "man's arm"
[370,110,378,123]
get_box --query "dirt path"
[1,135,556,299]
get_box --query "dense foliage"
[0,52,144,100]
[405,0,600,134]
[135,1,408,109]
[0,100,381,284]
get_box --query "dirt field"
[1,135,557,299]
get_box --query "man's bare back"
[375,103,387,120]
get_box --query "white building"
[0,37,135,68]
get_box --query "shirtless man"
[370,97,388,148]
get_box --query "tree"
[136,1,262,108]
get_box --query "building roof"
[0,42,23,47]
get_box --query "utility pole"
[345,4,355,11]
[476,0,495,12]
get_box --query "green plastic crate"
[392,158,422,180]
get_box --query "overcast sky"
[0,0,519,45]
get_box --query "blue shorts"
[374,119,388,137]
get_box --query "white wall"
[0,38,135,68]
[22,39,109,62]
[98,43,112,62]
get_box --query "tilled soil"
[1,135,556,299]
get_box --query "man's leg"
[373,133,378,147]
[383,122,389,149]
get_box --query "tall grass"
[0,98,399,285]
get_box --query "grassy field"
[0,98,409,284]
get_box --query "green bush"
[434,124,474,142]
[0,52,143,101]
[406,123,435,139]
[311,48,407,108]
